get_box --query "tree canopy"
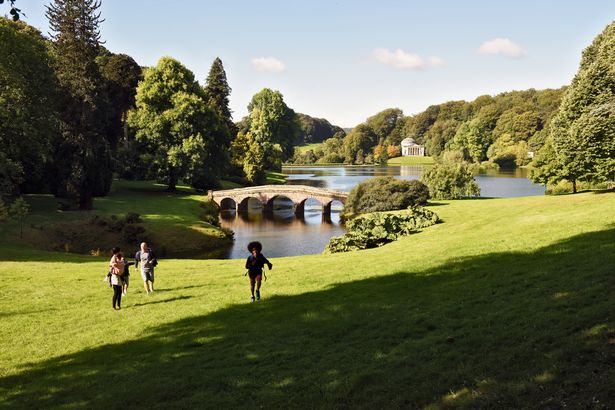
[532,21,615,191]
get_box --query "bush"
[345,177,430,214]
[124,212,141,224]
[200,199,221,227]
[420,161,480,199]
[121,224,146,244]
[325,207,440,253]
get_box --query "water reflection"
[218,198,345,259]
[284,165,544,198]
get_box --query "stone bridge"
[209,185,348,216]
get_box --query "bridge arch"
[210,185,348,217]
[219,197,237,211]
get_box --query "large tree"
[46,0,112,209]
[204,57,236,135]
[545,21,615,192]
[128,57,224,191]
[0,18,57,196]
[246,88,299,167]
[97,51,142,150]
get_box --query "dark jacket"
[245,253,272,276]
[135,249,157,271]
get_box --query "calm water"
[218,165,545,259]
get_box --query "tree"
[46,0,112,209]
[0,18,57,196]
[1,0,21,21]
[0,198,8,223]
[202,57,234,176]
[345,177,430,214]
[97,52,142,150]
[545,21,615,192]
[128,57,223,191]
[239,88,299,171]
[204,57,236,135]
[420,156,480,199]
[342,124,377,163]
[9,196,29,237]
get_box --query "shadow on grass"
[130,295,193,308]
[1,229,614,408]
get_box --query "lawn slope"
[0,192,614,408]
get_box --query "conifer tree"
[46,0,112,209]
[204,57,236,135]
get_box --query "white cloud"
[371,48,425,70]
[251,56,286,73]
[477,38,526,58]
[428,56,446,68]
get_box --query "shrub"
[345,177,430,214]
[325,207,440,253]
[200,199,221,227]
[420,161,480,199]
[124,212,142,224]
[121,224,146,244]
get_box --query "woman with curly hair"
[245,241,272,303]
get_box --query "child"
[245,241,272,303]
[109,247,125,310]
[122,260,134,296]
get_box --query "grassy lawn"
[295,142,323,153]
[2,180,231,258]
[388,155,435,165]
[1,191,614,408]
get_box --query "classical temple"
[401,137,425,156]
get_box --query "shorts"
[141,269,154,282]
[248,272,262,282]
[123,275,129,285]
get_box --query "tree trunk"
[572,179,577,194]
[167,167,177,192]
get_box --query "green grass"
[1,191,614,408]
[388,155,435,165]
[3,180,230,258]
[295,143,323,153]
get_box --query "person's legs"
[255,276,262,300]
[123,276,129,295]
[112,285,122,309]
[143,281,149,294]
[249,276,255,302]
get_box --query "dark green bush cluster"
[200,199,221,227]
[345,177,430,215]
[325,207,440,253]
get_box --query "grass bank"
[388,155,435,165]
[1,192,614,408]
[2,180,231,258]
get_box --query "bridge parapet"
[210,184,348,216]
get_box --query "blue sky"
[16,0,615,127]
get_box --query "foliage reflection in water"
[218,197,344,259]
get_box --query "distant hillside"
[296,113,346,144]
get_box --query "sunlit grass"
[388,155,435,165]
[1,191,614,408]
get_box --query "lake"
[218,165,545,259]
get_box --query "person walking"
[135,242,157,294]
[245,241,272,303]
[109,247,126,310]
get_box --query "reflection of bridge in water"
[210,185,348,217]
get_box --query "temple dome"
[401,137,419,147]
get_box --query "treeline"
[292,89,566,167]
[1,1,338,209]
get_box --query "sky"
[13,0,615,128]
